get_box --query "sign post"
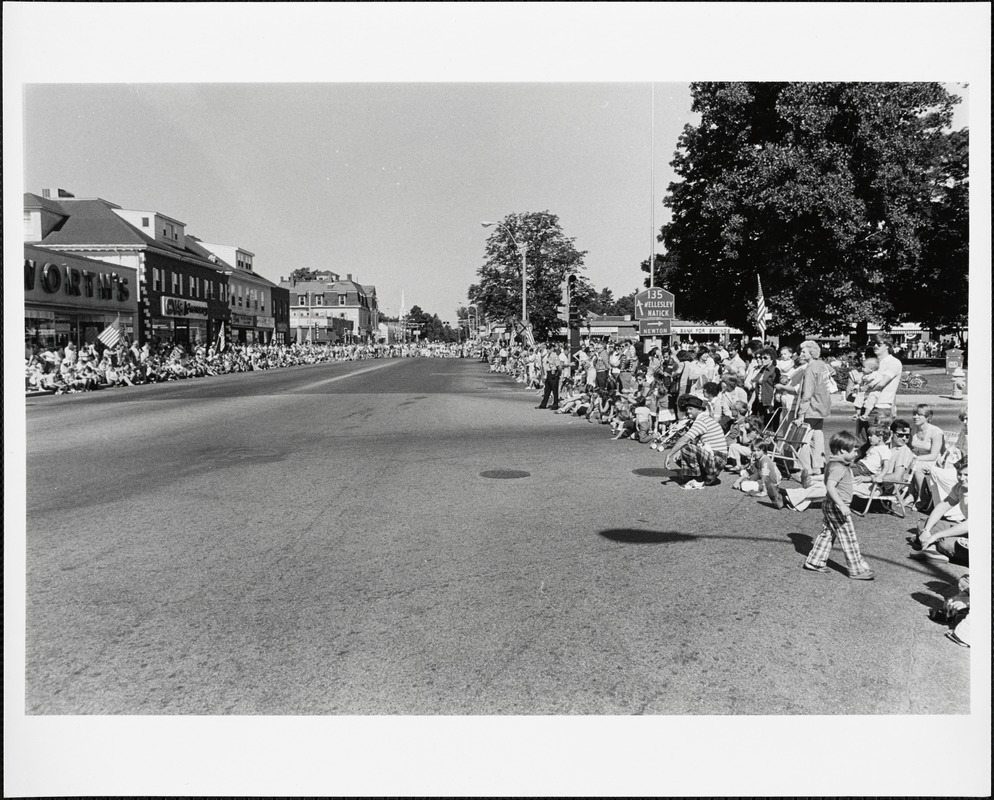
[634,287,675,349]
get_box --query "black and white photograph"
[4,3,991,797]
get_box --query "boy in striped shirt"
[664,395,729,489]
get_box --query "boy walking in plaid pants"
[803,430,875,580]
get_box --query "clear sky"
[22,82,698,322]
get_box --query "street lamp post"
[481,220,530,325]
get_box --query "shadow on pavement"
[911,590,943,611]
[787,532,813,556]
[599,528,697,544]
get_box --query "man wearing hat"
[664,394,729,489]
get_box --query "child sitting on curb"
[726,412,762,470]
[732,434,783,506]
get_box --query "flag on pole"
[756,276,767,341]
[216,326,226,353]
[97,315,122,349]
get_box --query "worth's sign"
[24,257,131,303]
[24,260,138,313]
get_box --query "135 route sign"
[634,287,675,320]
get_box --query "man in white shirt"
[867,333,903,418]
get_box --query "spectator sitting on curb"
[911,456,968,566]
[663,394,728,490]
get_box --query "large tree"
[469,211,589,341]
[650,82,968,339]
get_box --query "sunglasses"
[893,431,910,437]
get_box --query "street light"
[481,219,536,327]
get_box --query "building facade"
[25,191,232,348]
[24,244,139,350]
[281,270,379,343]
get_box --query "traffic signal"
[567,274,580,325]
[557,278,571,323]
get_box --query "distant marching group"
[486,333,970,647]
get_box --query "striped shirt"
[688,413,728,454]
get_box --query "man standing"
[867,332,903,420]
[797,340,833,472]
[536,344,561,410]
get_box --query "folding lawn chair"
[851,457,918,518]
[772,417,812,479]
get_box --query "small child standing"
[803,430,875,580]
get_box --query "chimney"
[346,273,352,281]
[42,188,75,199]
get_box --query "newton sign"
[634,287,675,320]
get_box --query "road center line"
[290,359,405,391]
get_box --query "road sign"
[638,319,672,337]
[634,287,675,320]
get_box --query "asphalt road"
[24,357,970,714]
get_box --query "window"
[314,295,323,306]
[153,268,162,292]
[142,217,149,227]
[171,272,179,294]
[339,294,347,306]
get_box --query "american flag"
[97,315,122,349]
[216,327,226,353]
[756,276,767,341]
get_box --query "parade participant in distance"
[664,395,729,490]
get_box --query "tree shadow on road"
[599,528,697,544]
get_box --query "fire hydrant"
[951,368,966,400]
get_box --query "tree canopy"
[469,212,589,341]
[649,82,968,338]
[289,267,320,281]
[405,304,459,343]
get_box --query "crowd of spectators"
[489,333,970,645]
[25,338,470,395]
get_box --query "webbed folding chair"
[772,418,812,478]
[852,457,917,518]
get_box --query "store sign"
[674,326,738,335]
[639,319,672,336]
[634,287,676,320]
[24,258,132,305]
[161,296,209,319]
[230,313,255,326]
[256,316,275,329]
